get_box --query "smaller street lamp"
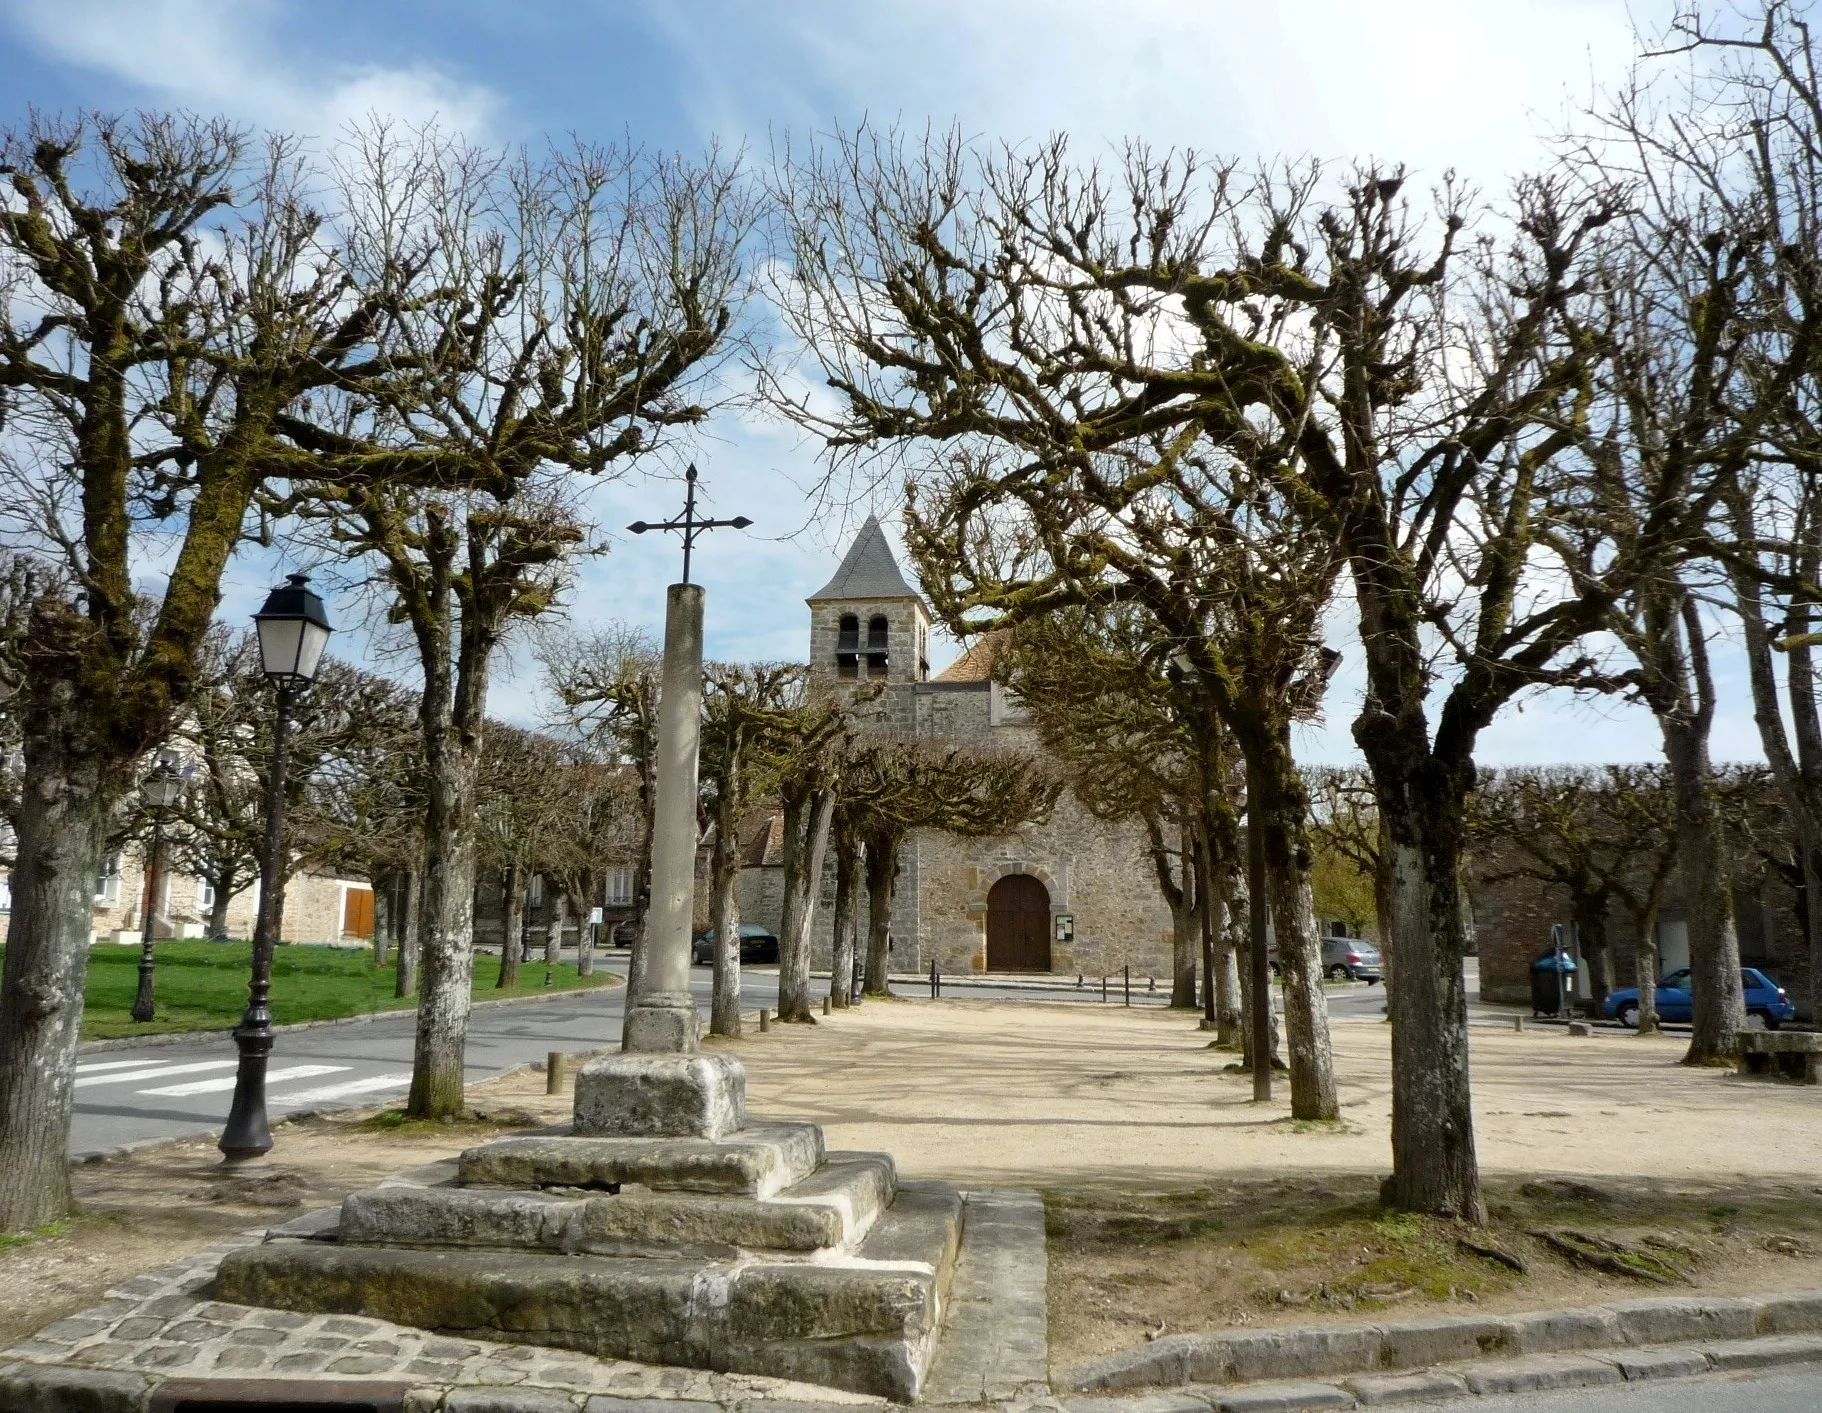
[220,574,333,1163]
[130,748,186,1024]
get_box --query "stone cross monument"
[209,473,965,1401]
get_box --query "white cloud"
[4,0,497,137]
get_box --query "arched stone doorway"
[986,873,1051,972]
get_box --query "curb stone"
[1062,1331,1822,1412]
[1063,1289,1822,1392]
[1457,1353,1621,1396]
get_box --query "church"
[735,517,1176,980]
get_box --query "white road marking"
[75,1059,167,1074]
[272,1073,413,1108]
[139,1064,347,1097]
[74,1061,238,1089]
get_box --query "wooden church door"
[986,873,1052,971]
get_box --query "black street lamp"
[130,748,185,1024]
[220,574,333,1163]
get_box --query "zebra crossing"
[73,1056,413,1107]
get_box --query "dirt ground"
[7,996,1821,1362]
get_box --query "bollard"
[546,1051,566,1095]
[1513,1015,1525,1033]
[1148,975,1156,992]
[930,958,938,999]
[823,994,832,1016]
[1076,973,1084,988]
[1101,974,1108,1003]
[1124,964,1131,1007]
[759,1008,770,1032]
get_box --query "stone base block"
[574,1053,745,1139]
[339,1153,897,1257]
[457,1122,823,1197]
[212,1181,964,1401]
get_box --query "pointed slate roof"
[806,514,926,607]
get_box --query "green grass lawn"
[47,940,619,1040]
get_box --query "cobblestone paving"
[0,1225,877,1410]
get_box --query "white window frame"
[95,854,122,905]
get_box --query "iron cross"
[627,465,753,585]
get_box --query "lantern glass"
[141,749,184,810]
[252,573,334,685]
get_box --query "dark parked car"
[1602,966,1794,1030]
[1321,937,1381,983]
[692,924,780,966]
[609,920,637,947]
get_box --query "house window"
[527,873,544,906]
[866,614,889,676]
[0,874,10,912]
[606,868,633,905]
[197,875,215,910]
[836,613,860,678]
[95,854,122,905]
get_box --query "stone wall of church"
[913,793,1175,980]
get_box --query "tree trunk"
[372,870,393,969]
[830,824,860,1008]
[1270,868,1339,1120]
[1377,820,1484,1222]
[208,866,234,940]
[1639,587,1745,1064]
[574,885,595,977]
[863,829,902,997]
[777,786,836,1022]
[1635,904,1660,1035]
[1665,727,1745,1062]
[407,727,482,1119]
[395,868,421,997]
[0,726,112,1232]
[1171,816,1199,1008]
[1213,855,1244,1047]
[545,889,565,971]
[710,799,742,1037]
[497,862,523,989]
[1252,738,1338,1120]
[1572,893,1613,1005]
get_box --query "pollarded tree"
[1469,767,1674,1004]
[291,135,755,1118]
[0,114,443,1231]
[700,662,801,1034]
[476,724,571,988]
[539,622,664,987]
[843,738,1060,997]
[768,127,1714,1218]
[996,609,1207,1010]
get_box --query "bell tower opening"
[806,515,931,688]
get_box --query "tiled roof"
[933,631,1005,682]
[806,515,924,604]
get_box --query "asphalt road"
[69,960,776,1160]
[1467,1367,1822,1411]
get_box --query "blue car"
[1602,966,1795,1030]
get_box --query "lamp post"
[220,573,333,1163]
[130,748,186,1024]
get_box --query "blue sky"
[5,0,1773,764]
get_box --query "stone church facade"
[737,518,1176,979]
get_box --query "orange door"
[342,886,376,939]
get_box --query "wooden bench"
[1736,1029,1822,1084]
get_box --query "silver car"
[1321,936,1381,983]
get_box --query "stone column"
[623,582,706,1053]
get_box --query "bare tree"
[700,663,799,1034]
[540,622,663,988]
[0,116,432,1229]
[292,135,754,1118]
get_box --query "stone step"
[337,1151,897,1258]
[211,1179,965,1401]
[456,1120,824,1198]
